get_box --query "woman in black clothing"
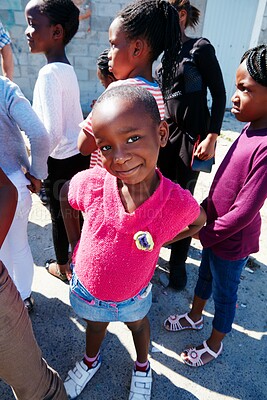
[157,0,226,290]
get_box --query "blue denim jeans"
[195,248,248,334]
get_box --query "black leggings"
[44,153,90,265]
[158,133,199,266]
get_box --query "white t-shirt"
[33,62,83,159]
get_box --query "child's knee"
[86,320,109,334]
[125,316,149,333]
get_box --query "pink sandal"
[181,340,223,367]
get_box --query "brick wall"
[1,0,208,115]
[1,0,131,115]
[1,0,267,115]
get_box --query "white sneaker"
[129,365,152,400]
[64,356,101,399]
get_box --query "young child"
[77,0,182,165]
[89,48,117,166]
[90,48,116,110]
[0,168,67,399]
[156,0,226,291]
[96,48,116,90]
[25,0,90,281]
[0,76,49,312]
[164,44,267,367]
[60,85,206,399]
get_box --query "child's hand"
[25,172,41,193]
[90,99,97,109]
[65,262,73,281]
[194,133,218,160]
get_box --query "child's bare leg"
[187,294,207,322]
[64,320,107,398]
[206,328,225,353]
[85,320,109,357]
[126,316,150,364]
[165,295,207,330]
[126,317,152,398]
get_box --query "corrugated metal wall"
[202,0,259,109]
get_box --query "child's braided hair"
[117,0,182,99]
[169,0,200,28]
[241,44,267,87]
[38,0,79,45]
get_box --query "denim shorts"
[70,273,152,322]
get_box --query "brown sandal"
[24,295,34,313]
[45,259,68,282]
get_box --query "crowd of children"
[1,0,267,399]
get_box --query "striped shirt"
[80,76,164,168]
[0,21,11,49]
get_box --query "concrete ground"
[0,112,266,399]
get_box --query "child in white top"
[25,0,90,281]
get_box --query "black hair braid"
[241,45,267,87]
[97,49,109,72]
[39,0,79,45]
[169,0,200,28]
[118,0,182,99]
[158,0,181,99]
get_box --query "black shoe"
[169,263,187,291]
[39,185,48,205]
[24,296,34,313]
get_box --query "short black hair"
[241,44,267,87]
[93,85,161,125]
[97,48,115,79]
[39,0,79,45]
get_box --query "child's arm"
[165,206,206,245]
[199,153,267,248]
[60,181,81,255]
[6,79,50,184]
[25,172,42,194]
[77,128,97,155]
[0,168,18,248]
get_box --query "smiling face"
[92,96,168,188]
[108,17,136,80]
[25,0,54,54]
[231,60,267,129]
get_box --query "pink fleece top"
[69,167,200,301]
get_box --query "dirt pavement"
[0,112,266,400]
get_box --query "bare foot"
[45,260,70,282]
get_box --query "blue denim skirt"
[70,273,152,322]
